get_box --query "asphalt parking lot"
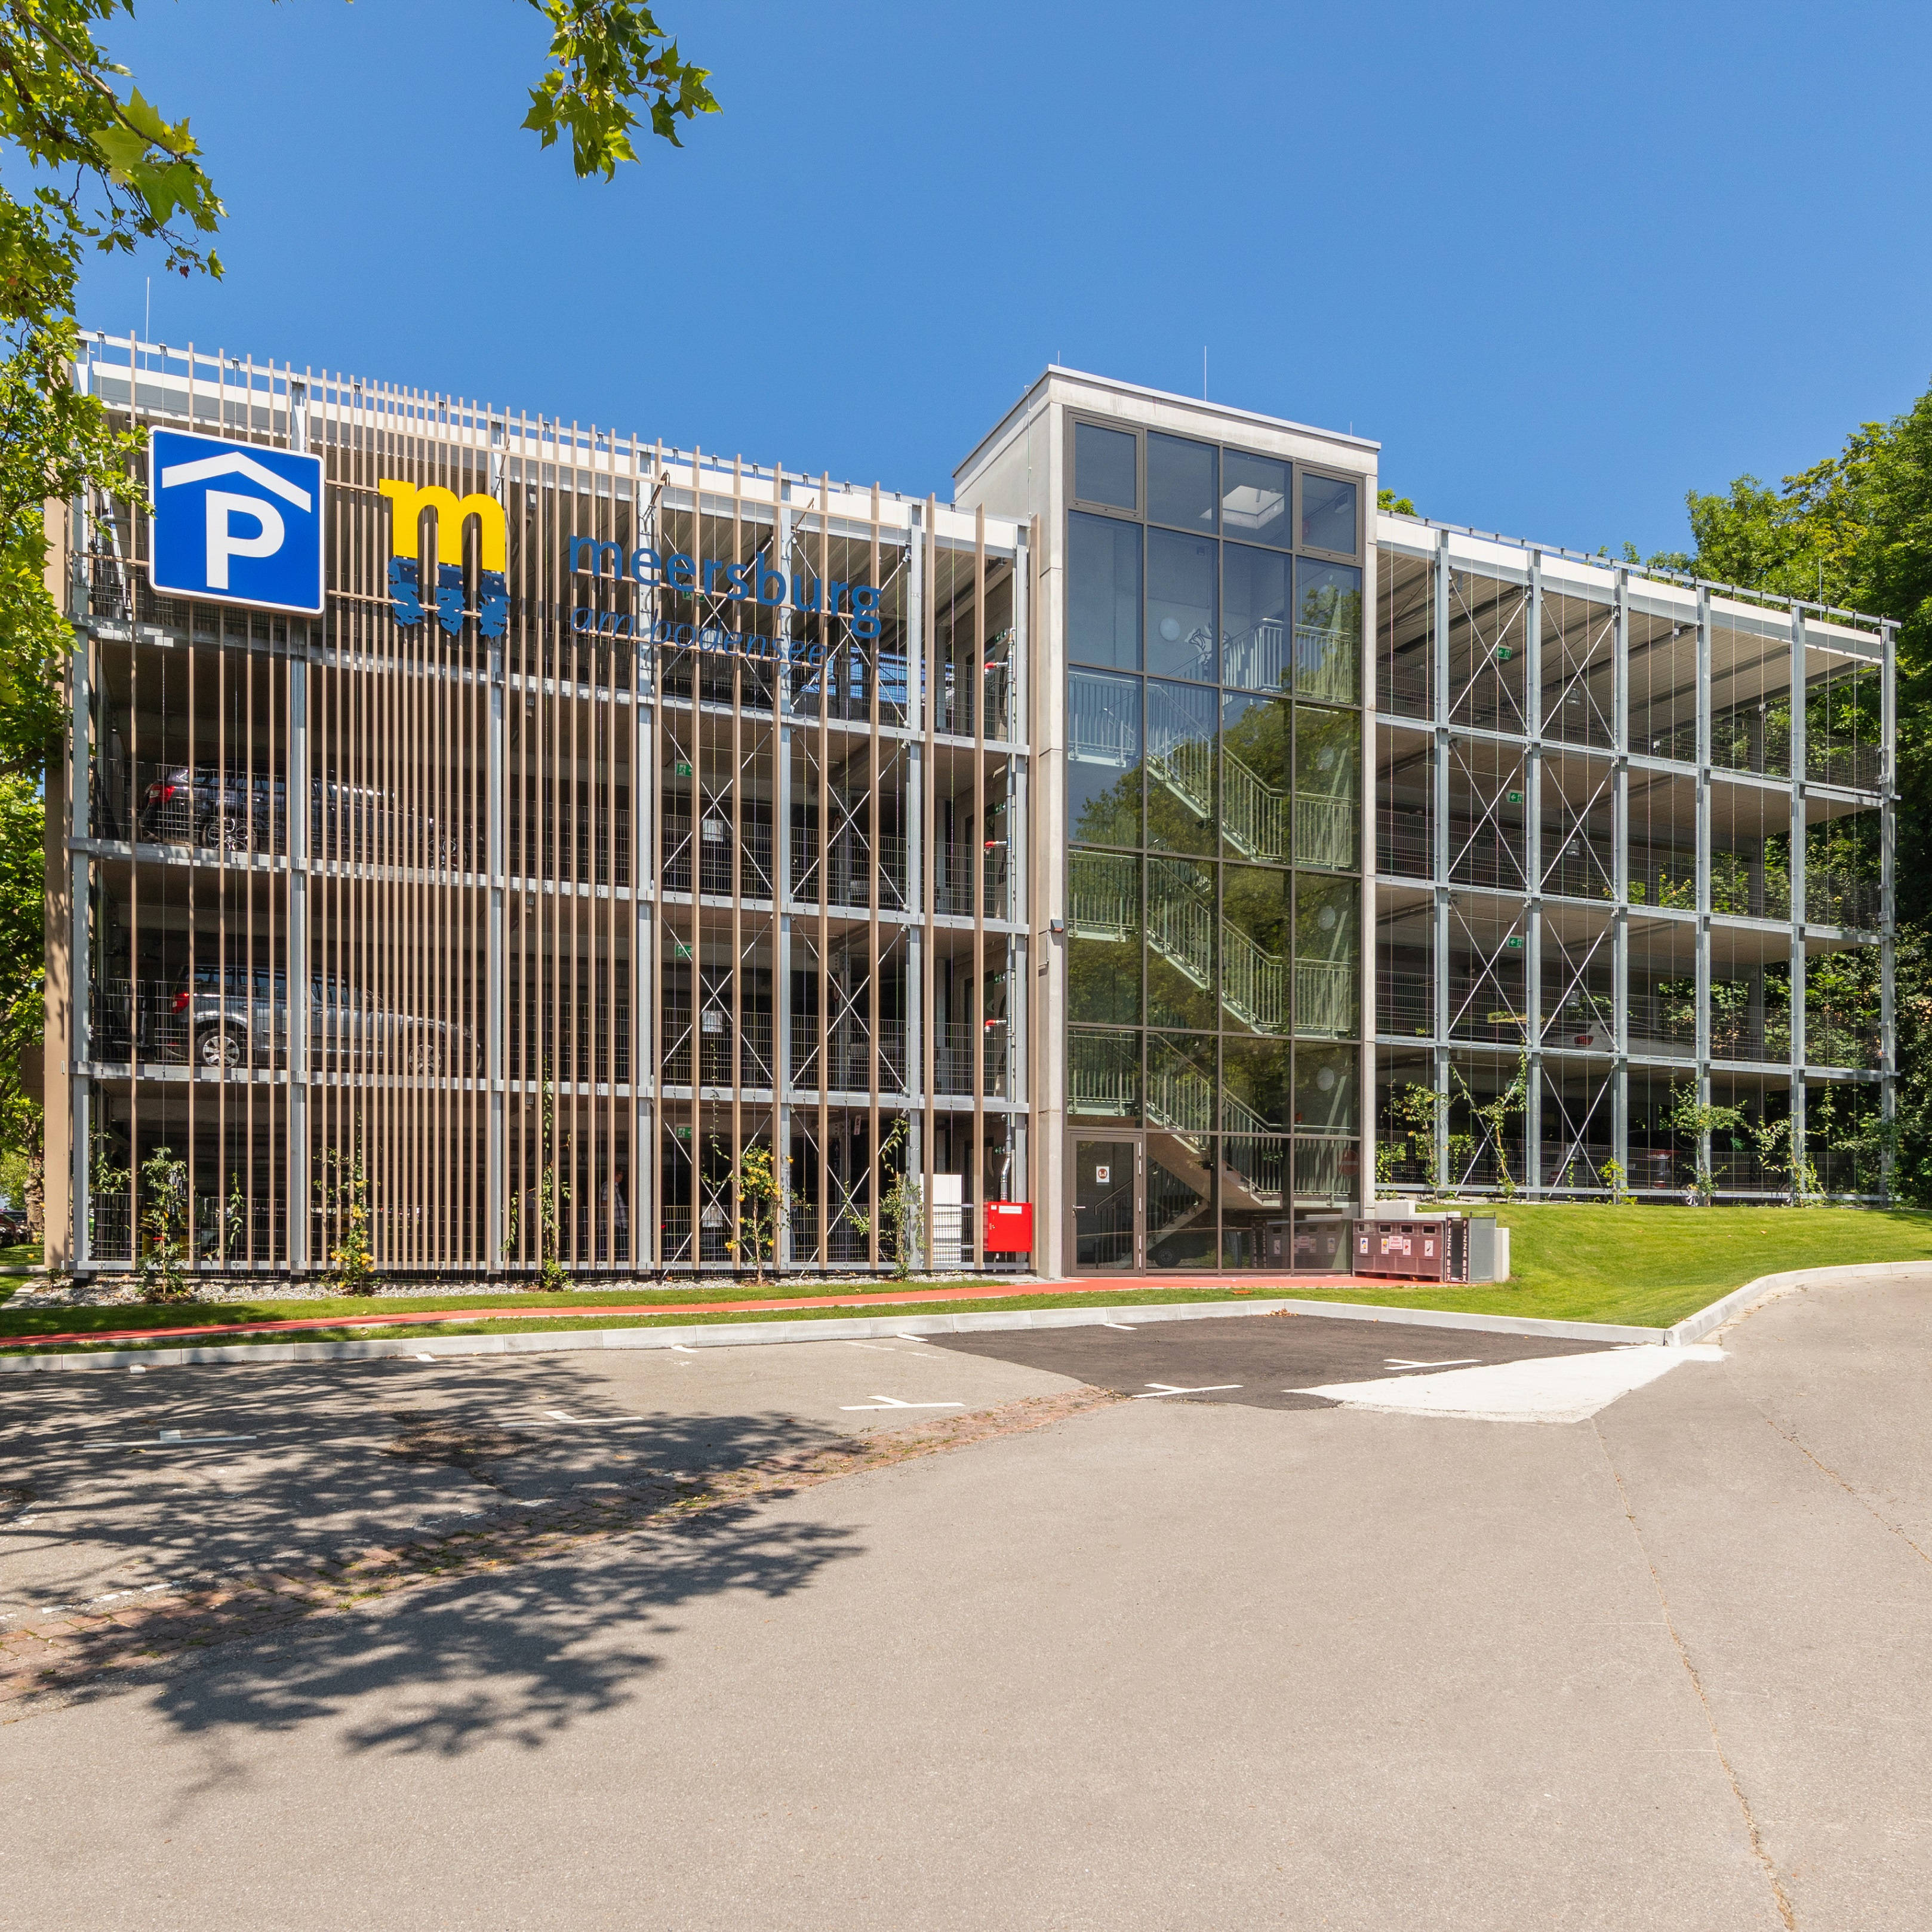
[0,1336,1075,1613]
[931,1309,1615,1408]
[0,1317,1641,1616]
[4,1269,1930,1930]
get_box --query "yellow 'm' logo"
[378,479,506,570]
[378,478,509,636]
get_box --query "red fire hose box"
[983,1201,1033,1253]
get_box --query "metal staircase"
[1069,854,1354,1038]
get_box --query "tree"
[1386,1081,1445,1194]
[135,1140,186,1299]
[0,773,44,1227]
[0,2,716,1241]
[1676,384,1932,1202]
[719,1136,788,1284]
[318,1142,376,1294]
[0,2,718,777]
[1453,1053,1527,1198]
[1666,1082,1745,1207]
[874,1118,925,1279]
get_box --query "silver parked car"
[165,964,473,1076]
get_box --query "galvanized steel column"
[1879,617,1897,1192]
[1358,513,1378,1215]
[1610,566,1629,1181]
[1524,550,1543,1193]
[1789,609,1808,1174]
[773,487,793,1270]
[1694,586,1713,1179]
[1431,530,1451,1185]
[66,521,91,1267]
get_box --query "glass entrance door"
[1072,1139,1139,1270]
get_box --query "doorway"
[1071,1137,1139,1271]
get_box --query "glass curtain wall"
[1066,420,1363,1268]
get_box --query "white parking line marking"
[670,1345,699,1355]
[414,1353,436,1362]
[1130,1383,1241,1399]
[893,1333,930,1343]
[846,1341,894,1352]
[1101,1323,1138,1331]
[88,1432,258,1449]
[1383,1358,1481,1371]
[838,1396,967,1411]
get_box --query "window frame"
[1067,414,1143,522]
[1145,430,1221,538]
[1296,464,1364,565]
[1219,444,1295,553]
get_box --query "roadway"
[2,1270,1928,1928]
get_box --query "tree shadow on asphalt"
[142,1490,862,1777]
[2,1355,863,1672]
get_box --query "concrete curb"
[0,1291,1670,1371]
[1661,1258,1932,1346]
[5,1259,1925,1373]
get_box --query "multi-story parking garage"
[43,342,1895,1285]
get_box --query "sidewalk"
[4,1273,1342,1352]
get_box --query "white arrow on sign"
[159,449,313,511]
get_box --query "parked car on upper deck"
[162,963,474,1076]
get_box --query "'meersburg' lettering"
[568,536,882,641]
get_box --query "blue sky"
[74,1,1932,557]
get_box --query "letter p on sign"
[204,491,285,588]
[149,429,325,615]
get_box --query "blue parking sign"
[148,429,326,615]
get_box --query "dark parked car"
[165,964,473,1076]
[134,766,451,866]
[139,767,285,848]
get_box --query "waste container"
[1350,1214,1506,1284]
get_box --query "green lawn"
[1302,1204,1932,1328]
[4,1205,1930,1356]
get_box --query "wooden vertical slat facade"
[54,334,1033,1284]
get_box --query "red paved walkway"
[8,1275,1342,1352]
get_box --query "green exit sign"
[674,760,693,777]
[1506,789,1524,804]
[1494,645,1513,662]
[1504,934,1524,949]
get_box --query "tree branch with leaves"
[0,1,716,1239]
